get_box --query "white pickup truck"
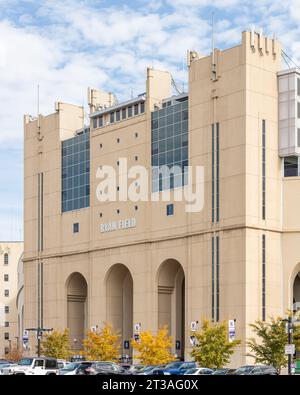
[1,357,59,375]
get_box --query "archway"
[106,264,133,361]
[293,272,300,312]
[157,259,185,360]
[66,272,87,351]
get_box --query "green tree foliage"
[191,320,241,369]
[83,324,120,361]
[131,327,175,365]
[247,317,287,372]
[40,329,71,360]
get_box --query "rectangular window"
[166,204,174,216]
[140,102,145,114]
[4,290,9,297]
[122,108,127,120]
[116,110,121,122]
[284,156,298,177]
[93,118,97,129]
[61,130,90,213]
[262,234,266,321]
[99,116,103,127]
[212,124,215,223]
[128,106,133,118]
[216,123,220,222]
[134,104,139,116]
[216,236,220,321]
[73,223,79,233]
[151,99,189,192]
[110,112,115,123]
[262,120,266,220]
[212,237,215,321]
[5,306,9,314]
[5,322,9,328]
[4,333,9,340]
[4,274,8,282]
[4,254,8,265]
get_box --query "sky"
[0,0,300,241]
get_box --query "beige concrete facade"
[23,31,300,367]
[0,242,23,356]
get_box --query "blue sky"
[0,0,299,240]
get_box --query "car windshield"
[165,362,183,369]
[18,358,33,366]
[237,366,254,372]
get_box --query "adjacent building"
[0,242,23,356]
[23,30,300,366]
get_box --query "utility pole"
[25,328,53,357]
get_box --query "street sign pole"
[288,316,292,376]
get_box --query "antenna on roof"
[171,76,184,95]
[37,84,40,117]
[211,11,217,80]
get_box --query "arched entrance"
[293,272,300,312]
[106,264,133,361]
[66,272,87,351]
[157,259,185,360]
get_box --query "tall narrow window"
[262,120,266,220]
[211,237,215,321]
[216,123,220,222]
[262,234,266,321]
[212,124,215,223]
[4,253,8,265]
[216,236,220,321]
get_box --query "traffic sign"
[228,319,236,342]
[285,344,295,355]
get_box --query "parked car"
[249,365,278,375]
[212,368,236,375]
[1,357,58,375]
[87,361,131,375]
[184,367,214,375]
[156,361,197,375]
[75,361,97,375]
[0,363,15,375]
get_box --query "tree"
[191,320,241,369]
[40,329,71,360]
[131,327,175,365]
[247,317,287,372]
[294,323,300,352]
[83,324,120,361]
[3,342,22,362]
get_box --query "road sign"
[191,321,198,331]
[176,340,181,350]
[134,323,141,332]
[124,340,130,350]
[285,344,295,355]
[23,330,29,341]
[133,333,140,342]
[228,319,236,342]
